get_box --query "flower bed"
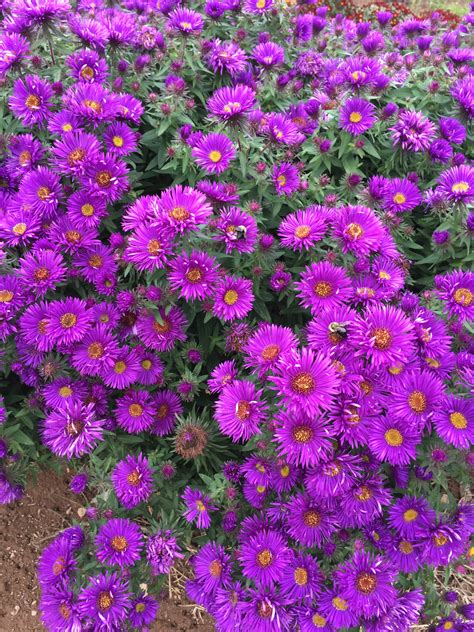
[0,0,473,631]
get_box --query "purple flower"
[41,402,104,459]
[368,416,421,465]
[9,75,53,126]
[207,84,256,122]
[111,453,155,509]
[391,110,436,152]
[272,162,300,197]
[193,542,232,593]
[433,396,473,449]
[168,7,204,35]
[70,473,88,494]
[215,206,258,254]
[240,529,289,587]
[95,518,143,568]
[252,41,285,68]
[295,261,352,315]
[212,275,254,321]
[155,184,212,235]
[278,207,326,251]
[129,594,159,628]
[147,529,183,575]
[285,493,337,547]
[243,323,297,377]
[340,98,376,135]
[382,178,422,213]
[78,571,131,628]
[192,132,236,174]
[274,411,332,467]
[215,380,267,442]
[182,486,217,529]
[437,165,474,205]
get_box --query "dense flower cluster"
[0,0,473,630]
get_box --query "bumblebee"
[328,321,349,339]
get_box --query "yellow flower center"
[451,181,469,193]
[257,549,273,568]
[372,327,392,350]
[88,254,102,268]
[356,571,377,594]
[236,401,251,420]
[60,313,77,328]
[62,123,73,132]
[65,230,81,243]
[408,390,427,413]
[450,412,467,429]
[170,206,190,221]
[280,465,290,477]
[68,148,86,165]
[96,170,112,188]
[141,359,152,370]
[19,150,31,166]
[312,614,327,628]
[88,342,104,359]
[303,510,320,527]
[349,111,362,123]
[135,603,146,613]
[332,597,348,611]
[355,485,372,501]
[256,0,266,7]
[223,289,238,305]
[291,371,315,395]
[114,361,127,374]
[127,469,140,486]
[185,268,202,283]
[453,288,472,306]
[147,239,161,255]
[34,266,50,281]
[83,99,102,113]
[403,509,418,522]
[129,404,143,417]
[294,567,308,586]
[261,344,280,361]
[112,135,124,148]
[399,540,414,554]
[13,222,27,235]
[277,175,286,186]
[292,424,313,443]
[25,94,40,109]
[98,591,114,612]
[393,192,406,205]
[314,281,332,297]
[345,222,364,239]
[81,203,94,217]
[295,224,311,239]
[80,65,95,80]
[209,150,222,163]
[111,536,128,552]
[209,560,222,577]
[59,386,73,398]
[384,428,403,446]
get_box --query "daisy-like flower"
[196,180,240,206]
[37,534,77,588]
[243,323,297,377]
[387,496,436,539]
[41,402,104,459]
[18,250,66,296]
[391,110,436,152]
[19,166,62,219]
[212,581,245,632]
[240,529,288,588]
[51,131,101,175]
[182,486,217,529]
[215,206,258,254]
[332,205,385,256]
[19,302,54,352]
[47,110,82,136]
[96,518,143,569]
[391,370,444,428]
[240,587,291,632]
[352,305,415,368]
[78,571,131,628]
[0,208,41,247]
[208,360,238,394]
[67,48,108,83]
[66,190,107,229]
[191,132,236,174]
[101,349,140,390]
[338,476,392,528]
[295,261,352,315]
[371,257,405,298]
[207,39,248,77]
[339,98,376,135]
[272,162,300,197]
[48,298,93,346]
[7,133,44,177]
[244,0,274,12]
[334,550,397,618]
[193,542,232,593]
[435,270,474,321]
[168,251,219,301]
[0,32,29,75]
[129,595,159,629]
[368,416,421,465]
[274,411,333,467]
[115,390,155,433]
[63,82,119,126]
[433,396,473,449]
[207,84,256,123]
[103,122,138,156]
[150,390,183,436]
[280,551,322,601]
[214,380,267,442]
[135,351,164,387]
[264,113,304,146]
[111,453,155,509]
[304,453,363,499]
[421,521,466,566]
[438,117,466,145]
[136,307,187,352]
[40,586,82,632]
[307,305,356,353]
[213,276,254,322]
[81,155,129,203]
[269,347,339,416]
[437,164,474,205]
[278,207,326,251]
[71,324,119,377]
[155,185,212,235]
[125,223,174,272]
[9,75,53,127]
[252,41,285,68]
[285,494,337,548]
[319,589,359,629]
[42,378,88,410]
[382,178,422,213]
[167,7,204,35]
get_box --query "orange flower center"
[408,390,427,413]
[291,371,315,395]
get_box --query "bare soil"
[0,469,214,632]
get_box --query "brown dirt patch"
[0,469,214,632]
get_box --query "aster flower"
[340,98,376,135]
[63,82,119,126]
[264,113,304,146]
[146,529,184,576]
[307,305,356,354]
[387,496,436,539]
[129,594,159,628]
[41,402,104,459]
[215,207,258,254]
[19,301,54,352]
[252,41,285,68]
[298,606,334,632]
[168,7,204,35]
[269,347,339,415]
[382,178,422,213]
[278,207,326,251]
[111,453,155,509]
[338,477,392,528]
[38,534,77,588]
[212,276,254,322]
[439,117,466,145]
[391,370,444,429]
[9,75,53,126]
[51,131,101,175]
[191,132,236,175]
[280,551,322,601]
[40,586,82,631]
[0,32,29,75]
[272,162,300,197]
[215,380,267,442]
[193,542,232,593]
[18,250,66,296]
[244,0,274,12]
[19,166,62,219]
[335,550,397,618]
[182,486,217,529]
[421,521,467,566]
[240,529,288,588]
[7,133,44,177]
[103,122,138,156]
[332,205,385,256]
[115,390,155,433]
[285,494,337,547]
[67,48,108,83]
[150,390,182,436]
[437,165,474,205]
[352,305,415,368]
[274,411,332,467]
[125,223,174,272]
[240,587,291,632]
[81,155,129,203]
[155,185,212,235]
[433,396,473,449]
[207,84,256,123]
[391,110,436,152]
[71,324,119,377]
[136,307,187,352]
[96,518,143,568]
[78,571,131,628]
[295,262,352,315]
[207,39,248,77]
[43,378,88,410]
[243,323,297,377]
[368,416,421,465]
[48,298,92,346]
[208,360,238,394]
[435,270,474,321]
